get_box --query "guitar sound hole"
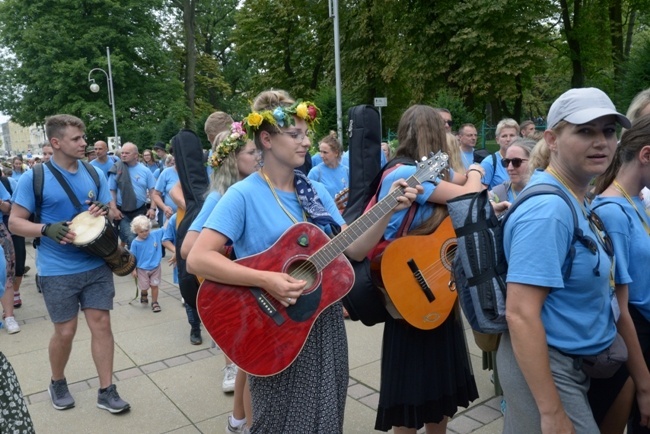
[441,239,457,271]
[287,259,319,293]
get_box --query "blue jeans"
[117,216,137,248]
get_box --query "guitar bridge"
[250,288,285,326]
[407,259,435,303]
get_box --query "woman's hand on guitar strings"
[262,271,306,307]
[389,180,422,212]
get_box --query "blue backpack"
[447,184,593,334]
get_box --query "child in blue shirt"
[130,215,164,312]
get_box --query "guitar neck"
[309,173,422,272]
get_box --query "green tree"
[0,0,186,144]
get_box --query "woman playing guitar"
[373,105,485,434]
[187,90,419,433]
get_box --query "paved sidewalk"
[2,242,503,433]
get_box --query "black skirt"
[375,304,479,431]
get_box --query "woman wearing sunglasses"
[490,138,535,204]
[590,115,650,433]
[497,88,630,433]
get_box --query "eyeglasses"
[501,158,528,168]
[444,120,454,126]
[281,131,307,143]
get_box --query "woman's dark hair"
[594,114,650,194]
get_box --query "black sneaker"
[48,378,75,410]
[97,384,130,414]
[190,329,202,345]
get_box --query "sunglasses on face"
[444,120,454,126]
[501,158,528,168]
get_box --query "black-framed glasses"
[501,158,528,168]
[444,120,454,126]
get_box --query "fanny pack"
[119,204,148,220]
[580,333,628,379]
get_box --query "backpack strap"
[32,163,45,247]
[0,176,12,196]
[503,183,592,280]
[44,161,102,213]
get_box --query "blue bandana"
[293,170,341,234]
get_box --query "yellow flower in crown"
[246,112,264,128]
[295,103,308,119]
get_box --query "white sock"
[229,414,246,427]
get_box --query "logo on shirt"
[88,191,95,199]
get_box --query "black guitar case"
[342,105,383,224]
[172,129,210,309]
[340,105,388,326]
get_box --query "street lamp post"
[88,46,119,147]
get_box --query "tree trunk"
[182,0,197,130]
[624,9,636,59]
[609,0,624,81]
[559,0,585,88]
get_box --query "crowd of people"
[1,85,650,434]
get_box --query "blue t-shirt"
[341,148,387,169]
[189,191,222,233]
[90,156,118,178]
[131,228,164,271]
[11,169,24,181]
[154,167,179,212]
[311,152,323,167]
[204,172,344,258]
[461,150,475,170]
[593,196,650,322]
[12,160,111,276]
[162,213,178,284]
[145,162,161,174]
[481,152,508,189]
[378,164,441,239]
[307,163,349,199]
[108,163,156,208]
[0,182,11,220]
[503,172,616,355]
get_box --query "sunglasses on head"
[501,158,528,168]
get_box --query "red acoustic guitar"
[197,152,449,376]
[374,216,458,330]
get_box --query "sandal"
[152,302,161,313]
[140,291,148,304]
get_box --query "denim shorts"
[40,264,115,323]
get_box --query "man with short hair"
[434,108,454,133]
[519,120,536,138]
[9,114,130,414]
[458,124,478,169]
[90,141,118,177]
[108,142,156,247]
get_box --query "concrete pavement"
[3,242,503,433]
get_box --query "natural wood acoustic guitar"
[196,152,449,376]
[372,216,457,330]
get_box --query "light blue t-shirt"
[204,172,344,258]
[90,156,118,178]
[307,163,349,199]
[341,148,387,169]
[189,191,222,233]
[162,213,178,284]
[0,182,11,220]
[311,152,323,167]
[131,228,164,271]
[504,172,616,355]
[378,164,439,240]
[108,163,156,208]
[154,167,179,212]
[12,160,111,276]
[11,169,24,181]
[592,196,650,322]
[461,150,475,170]
[481,152,508,189]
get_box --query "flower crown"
[242,100,320,139]
[208,121,248,169]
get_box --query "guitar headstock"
[412,151,449,185]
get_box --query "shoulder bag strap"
[45,161,83,212]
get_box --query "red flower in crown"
[307,104,318,121]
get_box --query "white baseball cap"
[547,87,631,129]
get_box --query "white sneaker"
[226,415,247,433]
[222,363,237,393]
[4,316,20,334]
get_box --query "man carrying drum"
[8,114,130,414]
